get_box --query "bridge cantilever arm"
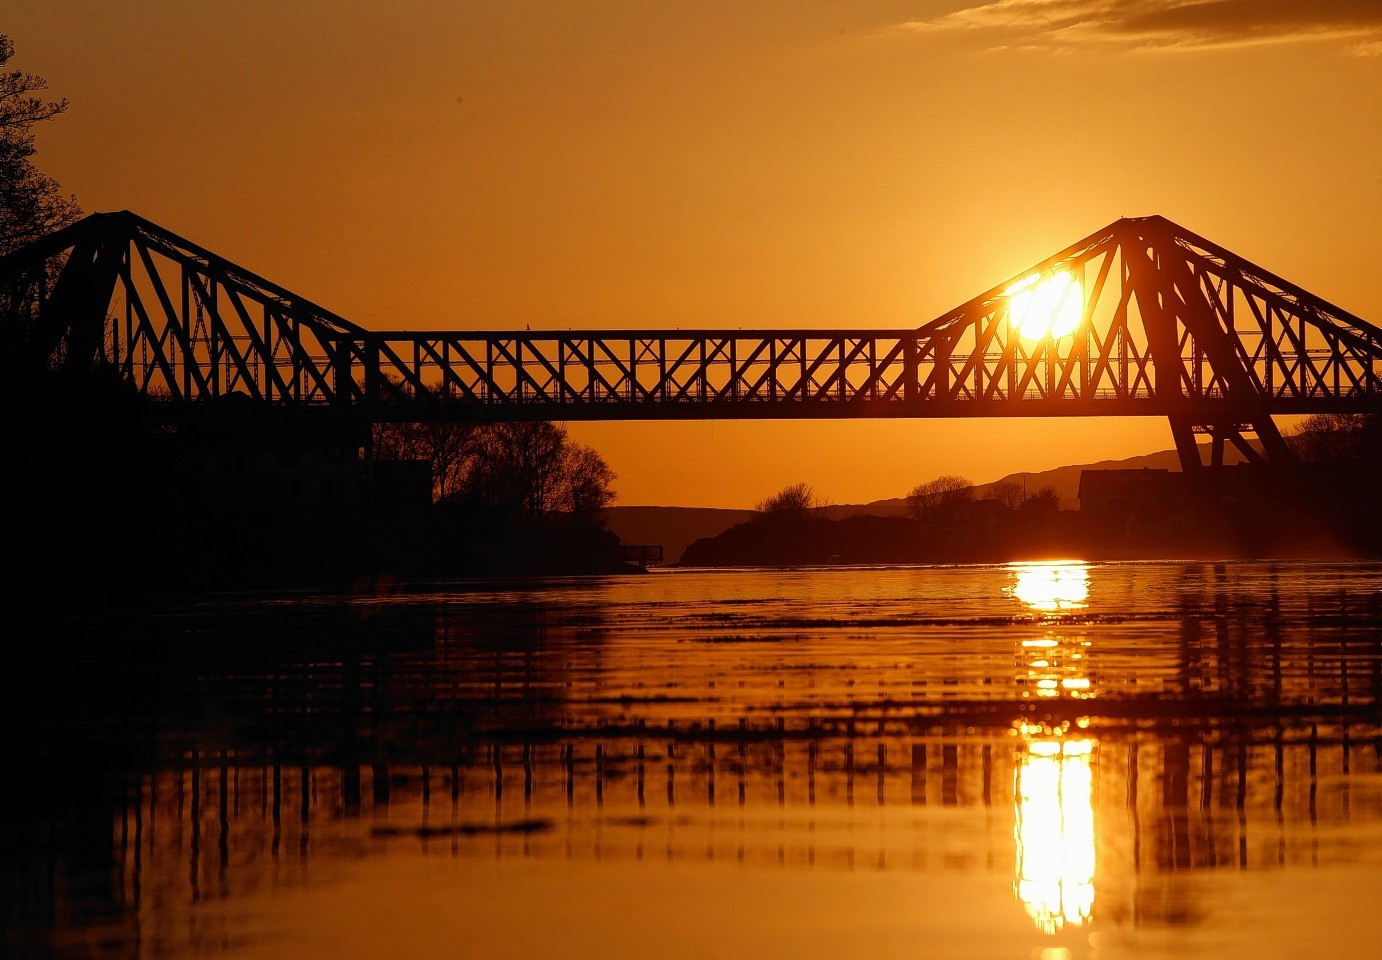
[915,219,1126,338]
[1148,216,1382,343]
[118,211,370,339]
[0,212,124,272]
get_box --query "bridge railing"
[355,331,915,411]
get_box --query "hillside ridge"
[605,444,1239,564]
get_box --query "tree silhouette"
[464,421,615,519]
[1287,413,1382,464]
[1019,485,1061,514]
[755,482,819,517]
[372,420,475,500]
[0,35,80,255]
[906,475,973,519]
[373,417,616,519]
[987,480,1024,510]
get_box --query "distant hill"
[857,445,1249,516]
[602,505,752,566]
[604,443,1245,564]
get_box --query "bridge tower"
[1123,217,1293,472]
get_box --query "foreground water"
[5,560,1381,959]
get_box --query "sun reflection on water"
[1008,562,1095,701]
[1013,721,1097,935]
[1007,561,1089,612]
[1019,630,1095,700]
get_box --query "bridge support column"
[1168,416,1204,472]
[26,234,122,375]
[1133,220,1296,475]
[1168,416,1292,472]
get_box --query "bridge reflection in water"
[91,724,1372,950]
[7,562,1381,958]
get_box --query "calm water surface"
[5,560,1382,959]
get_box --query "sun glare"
[1006,272,1083,340]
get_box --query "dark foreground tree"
[562,442,619,517]
[370,418,617,518]
[417,421,620,575]
[1,35,80,254]
[373,420,475,500]
[366,419,622,577]
[1288,413,1382,463]
[464,421,615,519]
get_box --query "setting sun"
[1006,272,1084,340]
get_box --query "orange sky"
[9,2,1382,508]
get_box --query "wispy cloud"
[897,0,1382,54]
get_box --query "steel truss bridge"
[2,210,1379,470]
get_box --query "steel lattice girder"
[2,212,1379,433]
